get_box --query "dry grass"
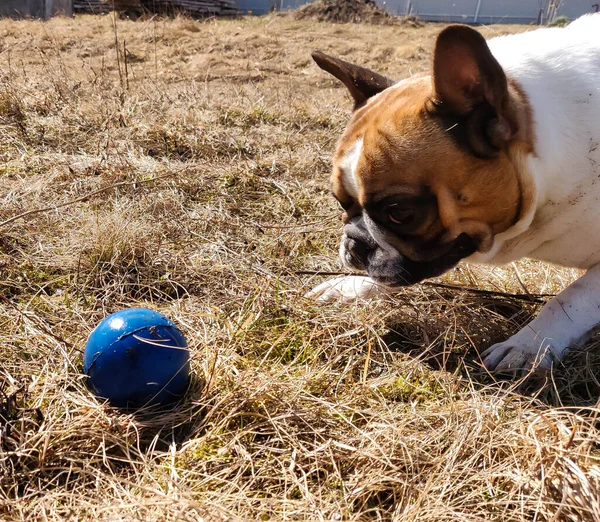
[0,12,599,521]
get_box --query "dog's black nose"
[345,237,372,270]
[344,216,377,247]
[341,216,377,270]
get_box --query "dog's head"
[313,25,534,286]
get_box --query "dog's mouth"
[346,232,478,287]
[367,234,477,286]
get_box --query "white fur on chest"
[472,15,600,269]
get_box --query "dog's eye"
[387,206,416,227]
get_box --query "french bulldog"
[308,15,600,375]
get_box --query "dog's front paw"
[481,335,564,376]
[305,276,383,304]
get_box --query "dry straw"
[0,12,599,522]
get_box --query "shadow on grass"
[110,375,208,451]
[380,290,600,408]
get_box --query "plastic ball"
[83,308,190,408]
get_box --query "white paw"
[481,333,564,375]
[305,276,384,304]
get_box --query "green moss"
[377,369,446,403]
[180,441,233,463]
[217,105,282,128]
[234,308,316,364]
[0,262,69,299]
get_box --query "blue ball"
[83,308,190,408]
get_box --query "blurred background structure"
[242,0,597,21]
[377,0,593,23]
[0,1,596,27]
[2,0,73,17]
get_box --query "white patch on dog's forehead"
[340,137,363,199]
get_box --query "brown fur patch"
[331,71,536,259]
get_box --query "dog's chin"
[369,274,421,287]
[340,255,452,287]
[366,262,443,287]
[345,233,478,287]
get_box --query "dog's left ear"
[312,50,395,110]
[432,25,518,151]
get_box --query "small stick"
[123,39,129,90]
[512,261,534,301]
[112,11,124,90]
[294,270,554,303]
[421,281,553,303]
[153,17,158,81]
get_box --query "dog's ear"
[312,50,395,110]
[431,25,518,153]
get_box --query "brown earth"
[294,0,401,25]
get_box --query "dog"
[308,15,600,375]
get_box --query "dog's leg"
[482,263,600,374]
[306,276,388,304]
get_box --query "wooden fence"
[1,0,72,18]
[72,0,239,16]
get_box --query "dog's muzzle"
[339,215,477,286]
[340,216,408,284]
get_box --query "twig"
[123,39,129,91]
[0,173,177,228]
[295,270,554,303]
[297,270,359,277]
[512,261,534,301]
[112,11,124,91]
[250,214,337,230]
[422,281,552,303]
[268,179,296,217]
[153,16,158,81]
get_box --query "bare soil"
[294,0,400,25]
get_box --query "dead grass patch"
[0,12,598,522]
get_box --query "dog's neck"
[465,77,539,263]
[470,23,600,267]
